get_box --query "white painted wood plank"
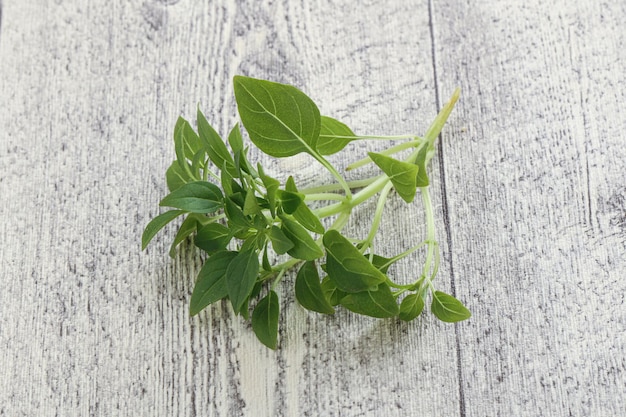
[2,0,624,415]
[0,1,462,416]
[432,0,626,415]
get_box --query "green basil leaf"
[229,181,245,204]
[160,181,224,214]
[224,197,251,228]
[285,176,298,192]
[228,122,244,154]
[243,189,260,216]
[323,229,387,293]
[399,293,425,322]
[363,253,395,273]
[190,148,207,180]
[368,152,419,203]
[295,261,335,314]
[277,189,304,214]
[173,117,189,172]
[166,161,191,192]
[194,222,232,254]
[183,119,203,156]
[431,291,471,323]
[197,108,234,170]
[317,116,356,155]
[189,251,237,316]
[280,216,324,261]
[280,178,324,233]
[258,164,279,218]
[233,76,321,157]
[142,210,185,250]
[321,276,347,306]
[340,283,399,318]
[262,243,272,272]
[220,161,234,195]
[239,281,263,320]
[293,203,325,234]
[169,213,201,257]
[268,225,294,254]
[414,143,430,187]
[234,149,256,178]
[225,250,260,312]
[251,290,280,349]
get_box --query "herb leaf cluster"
[143,76,470,349]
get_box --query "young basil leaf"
[234,149,255,178]
[197,108,234,170]
[189,251,237,316]
[220,162,234,195]
[224,196,251,228]
[280,216,324,260]
[340,283,399,318]
[228,123,244,154]
[194,222,232,254]
[225,250,260,312]
[169,213,201,257]
[285,176,298,192]
[183,119,203,156]
[277,189,304,214]
[160,181,224,214]
[253,213,268,230]
[317,116,356,155]
[295,261,335,314]
[368,152,419,203]
[238,236,255,253]
[142,210,185,250]
[414,143,430,187]
[431,291,471,323]
[268,225,294,254]
[258,164,279,217]
[240,232,265,253]
[399,293,425,322]
[251,290,280,349]
[280,177,324,233]
[323,229,387,293]
[292,204,325,234]
[166,161,191,192]
[239,281,263,320]
[321,276,347,306]
[262,243,272,272]
[243,189,260,216]
[190,149,207,180]
[173,117,188,170]
[229,186,246,207]
[233,76,321,157]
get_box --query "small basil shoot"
[143,76,470,349]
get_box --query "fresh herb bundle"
[142,76,470,349]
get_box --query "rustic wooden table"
[1,1,624,416]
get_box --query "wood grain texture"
[0,0,623,416]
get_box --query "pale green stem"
[300,176,383,194]
[360,182,394,253]
[313,153,353,200]
[425,88,460,148]
[417,187,439,294]
[270,267,288,291]
[303,193,345,202]
[346,139,425,171]
[323,134,416,141]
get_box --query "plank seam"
[427,1,466,416]
[0,0,3,46]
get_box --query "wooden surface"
[1,0,624,416]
